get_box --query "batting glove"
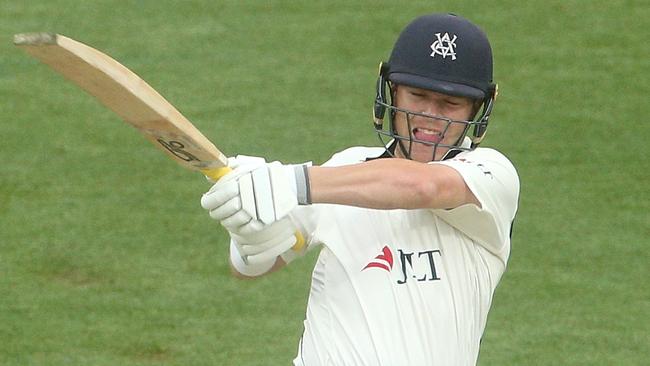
[230,215,306,266]
[201,160,312,235]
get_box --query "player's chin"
[410,143,447,163]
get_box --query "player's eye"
[445,99,461,106]
[446,99,470,110]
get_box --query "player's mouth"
[412,127,443,144]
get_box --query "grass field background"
[1,1,648,365]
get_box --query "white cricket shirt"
[293,146,520,366]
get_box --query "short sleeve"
[432,148,520,261]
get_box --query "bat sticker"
[156,138,200,162]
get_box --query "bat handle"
[291,231,306,252]
[201,166,232,181]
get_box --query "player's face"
[392,85,475,162]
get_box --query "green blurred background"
[1,1,648,365]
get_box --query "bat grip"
[201,166,232,181]
[291,231,306,252]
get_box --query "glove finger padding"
[208,196,242,222]
[232,216,296,242]
[230,217,301,265]
[237,173,259,224]
[201,179,240,211]
[236,218,266,235]
[232,219,296,254]
[269,162,300,219]
[219,209,253,230]
[236,233,295,256]
[237,162,299,226]
[246,235,297,264]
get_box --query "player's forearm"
[308,159,473,209]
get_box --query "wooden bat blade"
[14,32,230,180]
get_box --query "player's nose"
[421,100,442,117]
[414,103,445,126]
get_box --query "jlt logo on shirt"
[362,245,443,284]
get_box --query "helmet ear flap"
[373,62,390,129]
[471,83,498,147]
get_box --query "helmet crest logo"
[430,32,457,60]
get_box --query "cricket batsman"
[201,13,520,365]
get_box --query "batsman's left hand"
[230,216,303,264]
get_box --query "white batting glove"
[230,216,305,265]
[201,160,312,235]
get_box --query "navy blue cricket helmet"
[373,13,498,158]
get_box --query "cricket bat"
[14,33,305,252]
[13,32,231,181]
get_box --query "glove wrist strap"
[294,164,312,205]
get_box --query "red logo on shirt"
[362,246,444,284]
[362,246,394,272]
